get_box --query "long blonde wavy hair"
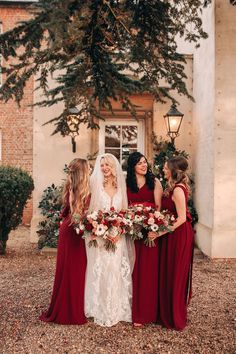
[63,158,90,217]
[165,156,191,196]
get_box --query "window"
[99,119,145,170]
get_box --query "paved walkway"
[0,227,235,353]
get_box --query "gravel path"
[0,227,235,354]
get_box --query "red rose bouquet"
[128,204,175,247]
[73,207,133,252]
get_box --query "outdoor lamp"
[67,107,80,153]
[164,103,184,145]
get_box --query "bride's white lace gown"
[85,188,132,327]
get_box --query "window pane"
[122,125,138,148]
[105,125,121,147]
[105,148,120,161]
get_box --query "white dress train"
[85,189,132,327]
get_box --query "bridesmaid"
[126,152,163,326]
[40,158,90,325]
[158,156,194,330]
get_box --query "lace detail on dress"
[85,190,132,327]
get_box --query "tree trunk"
[0,222,9,255]
[0,239,7,255]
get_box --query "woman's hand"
[148,231,158,240]
[107,235,120,244]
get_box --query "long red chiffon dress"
[159,184,194,330]
[127,184,159,324]
[40,199,87,325]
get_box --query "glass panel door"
[99,119,144,171]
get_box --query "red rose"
[103,220,109,226]
[85,223,93,231]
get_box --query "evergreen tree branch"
[0,0,210,136]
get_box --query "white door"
[99,119,145,170]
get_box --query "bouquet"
[73,207,133,252]
[128,204,175,247]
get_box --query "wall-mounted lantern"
[164,103,184,145]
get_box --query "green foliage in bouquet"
[0,166,34,255]
[37,184,63,249]
[152,135,198,226]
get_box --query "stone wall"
[190,0,236,257]
[212,0,236,257]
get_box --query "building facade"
[0,0,235,257]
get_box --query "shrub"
[152,135,198,226]
[0,166,34,254]
[37,184,63,249]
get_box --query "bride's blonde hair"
[63,158,90,217]
[101,155,117,188]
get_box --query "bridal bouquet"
[73,208,133,252]
[128,204,175,247]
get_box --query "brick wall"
[0,5,33,224]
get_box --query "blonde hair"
[63,158,90,217]
[100,155,117,188]
[165,156,191,196]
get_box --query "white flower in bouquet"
[136,205,143,212]
[95,224,108,236]
[154,210,161,218]
[75,228,81,234]
[151,224,159,232]
[126,219,133,227]
[158,213,165,220]
[171,215,176,221]
[145,206,152,211]
[88,211,98,220]
[147,217,155,225]
[134,215,144,222]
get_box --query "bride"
[85,153,134,327]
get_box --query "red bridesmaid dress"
[40,200,87,325]
[159,184,194,330]
[127,184,159,324]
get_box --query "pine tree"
[0,0,210,136]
